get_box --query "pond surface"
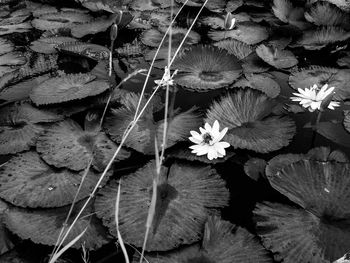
[0,0,350,263]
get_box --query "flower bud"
[110,23,118,41]
[224,12,236,30]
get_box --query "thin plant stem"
[133,0,189,120]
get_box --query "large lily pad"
[0,151,106,208]
[344,110,350,133]
[214,39,254,60]
[4,199,110,249]
[173,45,242,91]
[256,44,298,69]
[30,36,78,54]
[205,88,296,153]
[208,22,269,45]
[104,92,202,154]
[56,42,110,60]
[139,215,272,263]
[30,73,110,105]
[289,66,350,101]
[37,119,130,171]
[71,14,117,38]
[0,38,13,55]
[95,161,229,251]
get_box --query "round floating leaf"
[344,110,350,133]
[269,160,350,218]
[0,38,14,55]
[141,27,200,47]
[37,119,130,171]
[95,161,230,251]
[214,39,254,60]
[0,52,26,66]
[173,45,242,91]
[0,74,50,103]
[305,1,350,28]
[0,151,106,208]
[140,215,272,263]
[104,92,201,154]
[241,52,270,73]
[272,0,305,27]
[31,11,93,31]
[205,89,296,153]
[244,158,267,181]
[56,42,110,60]
[30,36,78,54]
[254,201,350,263]
[313,122,350,148]
[0,22,32,36]
[4,199,110,250]
[30,73,110,105]
[231,73,281,98]
[208,22,269,45]
[289,66,350,101]
[323,0,350,12]
[292,26,350,50]
[256,44,298,69]
[71,14,116,38]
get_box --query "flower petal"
[190,131,203,141]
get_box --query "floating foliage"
[56,41,110,60]
[0,52,26,66]
[304,1,350,28]
[241,52,270,73]
[0,37,13,55]
[30,36,78,54]
[214,39,253,60]
[231,73,281,98]
[311,122,350,148]
[255,44,298,69]
[4,199,110,249]
[271,0,306,28]
[173,45,242,91]
[141,27,200,47]
[95,161,229,251]
[138,215,272,262]
[208,22,269,45]
[0,18,31,36]
[30,73,110,105]
[104,92,202,154]
[144,47,179,69]
[36,119,130,171]
[244,158,267,181]
[289,66,350,101]
[71,14,117,38]
[292,26,350,50]
[0,151,106,208]
[344,110,350,133]
[255,160,350,262]
[205,89,296,153]
[31,11,93,31]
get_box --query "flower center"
[203,133,213,144]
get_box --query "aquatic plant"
[173,45,242,91]
[95,161,229,251]
[189,120,230,160]
[205,88,296,153]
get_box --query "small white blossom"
[290,84,340,112]
[189,120,230,160]
[224,12,236,30]
[154,66,178,87]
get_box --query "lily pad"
[4,199,110,249]
[71,14,117,38]
[56,42,110,60]
[104,92,202,154]
[0,151,106,208]
[95,161,229,251]
[256,44,298,69]
[305,1,350,28]
[0,38,13,55]
[173,45,242,91]
[272,0,307,28]
[231,73,281,98]
[289,66,350,101]
[244,158,267,181]
[139,215,272,263]
[344,110,350,133]
[36,119,130,171]
[208,22,269,45]
[292,26,350,50]
[312,121,350,148]
[241,52,270,73]
[30,73,110,105]
[254,201,350,263]
[214,39,253,60]
[205,88,296,153]
[30,36,78,54]
[0,52,26,66]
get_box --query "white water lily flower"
[189,120,230,160]
[290,84,340,112]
